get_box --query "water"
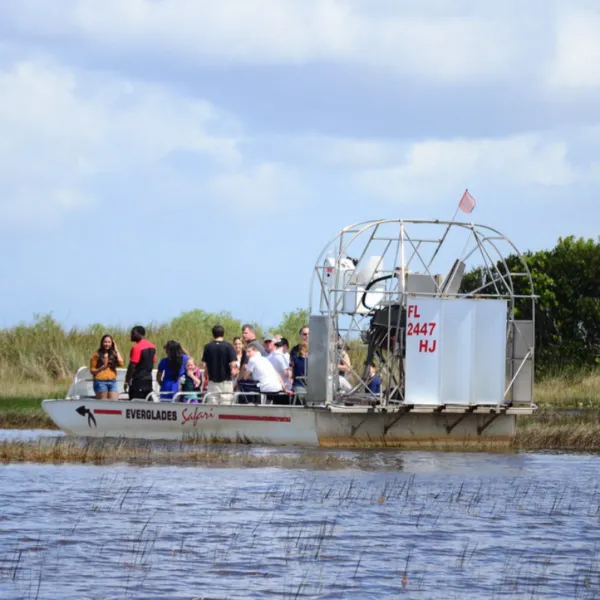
[0,429,64,442]
[1,434,600,599]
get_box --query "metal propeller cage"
[309,219,536,406]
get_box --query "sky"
[1,0,599,330]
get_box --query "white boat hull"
[42,398,530,448]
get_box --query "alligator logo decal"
[76,405,97,428]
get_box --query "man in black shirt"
[201,325,237,404]
[125,325,156,401]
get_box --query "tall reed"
[0,310,307,392]
[0,312,243,384]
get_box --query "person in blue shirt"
[366,362,381,395]
[156,340,188,400]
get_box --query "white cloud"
[209,162,305,214]
[0,0,541,83]
[0,60,242,229]
[351,134,581,203]
[297,136,397,169]
[548,8,600,89]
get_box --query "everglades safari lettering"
[181,406,215,427]
[125,409,177,421]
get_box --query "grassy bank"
[534,369,600,408]
[516,409,600,451]
[0,438,352,467]
[0,380,68,429]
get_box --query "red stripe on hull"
[218,414,291,423]
[93,409,123,415]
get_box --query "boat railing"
[144,390,302,406]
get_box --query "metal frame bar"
[308,219,536,408]
[445,406,476,434]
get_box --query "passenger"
[366,362,381,395]
[263,333,277,356]
[336,337,353,393]
[278,335,290,363]
[201,325,238,404]
[90,334,124,400]
[178,357,202,403]
[239,323,266,380]
[245,344,284,395]
[157,341,188,401]
[338,336,352,380]
[241,324,265,355]
[289,325,309,367]
[125,326,157,401]
[232,336,244,371]
[268,337,292,390]
[290,339,309,393]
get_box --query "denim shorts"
[93,379,118,394]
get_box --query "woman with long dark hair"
[232,336,244,370]
[157,340,188,400]
[90,334,124,400]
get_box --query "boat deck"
[328,402,536,415]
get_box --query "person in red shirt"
[125,325,156,400]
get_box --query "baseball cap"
[275,337,289,348]
[263,332,277,342]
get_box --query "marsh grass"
[0,437,353,468]
[0,411,56,430]
[535,368,600,408]
[0,312,249,385]
[0,381,70,404]
[516,409,600,451]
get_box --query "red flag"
[458,189,476,214]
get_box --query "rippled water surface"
[1,438,600,599]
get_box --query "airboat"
[42,219,536,447]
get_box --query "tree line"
[461,236,600,375]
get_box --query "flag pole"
[426,191,469,270]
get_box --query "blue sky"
[1,0,599,329]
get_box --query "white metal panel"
[439,300,473,405]
[406,273,438,295]
[404,298,442,405]
[512,321,534,359]
[471,300,507,404]
[405,298,508,406]
[307,314,333,405]
[512,359,533,403]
